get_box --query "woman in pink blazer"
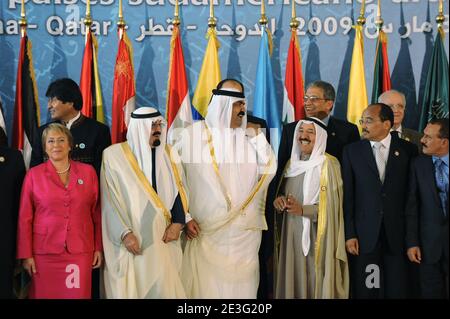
[17,123,102,299]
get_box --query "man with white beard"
[174,79,276,298]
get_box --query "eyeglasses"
[303,96,330,103]
[359,118,381,125]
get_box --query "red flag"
[282,30,305,123]
[371,30,392,103]
[111,30,135,144]
[12,31,40,168]
[80,30,105,123]
[166,25,192,144]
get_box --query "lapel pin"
[78,179,84,185]
[79,143,86,149]
[394,151,400,156]
[0,156,5,162]
[332,132,336,136]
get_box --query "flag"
[80,30,105,123]
[347,25,368,129]
[253,27,281,149]
[418,27,449,131]
[111,30,136,144]
[282,30,305,124]
[12,31,40,168]
[371,29,391,103]
[166,25,192,144]
[192,28,221,120]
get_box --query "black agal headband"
[131,110,162,119]
[304,117,327,131]
[212,89,245,99]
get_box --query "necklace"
[56,163,71,174]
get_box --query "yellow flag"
[192,28,221,118]
[347,25,368,130]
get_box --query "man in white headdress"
[100,107,187,298]
[273,117,349,299]
[174,79,276,298]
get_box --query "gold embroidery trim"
[204,123,232,210]
[121,143,171,225]
[165,144,189,215]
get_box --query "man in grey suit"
[378,90,422,152]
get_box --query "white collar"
[65,112,81,130]
[390,125,403,134]
[370,132,392,149]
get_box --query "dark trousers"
[420,253,449,299]
[350,226,407,299]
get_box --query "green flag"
[419,27,449,131]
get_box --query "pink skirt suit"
[17,160,102,299]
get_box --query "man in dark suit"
[0,135,26,298]
[406,118,449,299]
[30,78,111,177]
[342,103,418,299]
[378,89,423,152]
[277,81,359,176]
[29,78,111,299]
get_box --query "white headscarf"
[204,88,247,164]
[126,107,178,210]
[284,117,328,256]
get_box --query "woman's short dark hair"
[45,78,83,111]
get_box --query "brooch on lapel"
[331,132,336,136]
[0,156,5,163]
[78,179,84,185]
[394,151,400,157]
[79,143,86,149]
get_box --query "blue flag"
[253,27,281,151]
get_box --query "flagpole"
[83,0,93,43]
[19,0,27,38]
[357,0,366,26]
[259,0,268,26]
[375,0,383,30]
[173,0,181,26]
[436,0,445,29]
[208,0,217,28]
[290,0,299,30]
[117,0,126,39]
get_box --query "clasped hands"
[273,194,303,215]
[123,223,184,255]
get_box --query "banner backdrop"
[0,0,448,137]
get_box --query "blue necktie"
[435,159,448,216]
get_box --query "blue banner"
[0,0,448,136]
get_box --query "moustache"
[299,138,311,143]
[362,129,369,134]
[238,111,246,117]
[152,132,161,137]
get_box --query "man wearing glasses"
[342,103,418,298]
[378,90,422,152]
[277,81,359,172]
